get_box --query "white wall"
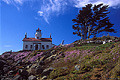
[23,41,34,50]
[23,41,53,50]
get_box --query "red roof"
[22,38,52,42]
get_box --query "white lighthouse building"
[22,28,54,50]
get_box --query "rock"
[61,67,67,70]
[75,65,80,71]
[2,77,10,80]
[15,60,22,66]
[3,66,10,73]
[103,41,106,44]
[78,59,81,64]
[28,75,37,80]
[108,40,112,42]
[7,60,14,65]
[0,70,4,76]
[28,63,43,75]
[12,75,22,80]
[41,76,47,80]
[38,60,45,66]
[19,69,29,79]
[3,65,11,74]
[36,65,43,74]
[26,61,31,65]
[87,41,89,43]
[57,51,62,55]
[0,59,7,70]
[41,67,54,76]
[61,53,65,57]
[39,56,46,61]
[95,40,102,44]
[8,70,14,75]
[50,50,56,55]
[26,64,32,69]
[46,54,57,62]
[110,45,115,49]
[89,41,95,43]
[28,64,37,75]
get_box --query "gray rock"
[28,75,37,80]
[2,78,12,80]
[7,59,14,64]
[95,40,103,44]
[26,64,32,69]
[41,67,54,76]
[46,54,57,62]
[0,59,7,69]
[103,41,107,44]
[36,65,43,74]
[12,75,22,80]
[15,60,22,66]
[75,65,80,71]
[41,76,47,80]
[78,59,81,64]
[0,70,4,76]
[50,50,56,55]
[3,66,10,73]
[19,69,29,79]
[110,45,115,49]
[8,70,14,75]
[28,64,43,75]
[38,60,45,65]
[61,67,67,70]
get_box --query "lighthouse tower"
[35,28,41,39]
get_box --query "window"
[25,45,28,48]
[30,45,32,48]
[46,45,49,49]
[37,37,39,39]
[42,45,45,49]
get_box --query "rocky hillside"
[0,36,120,80]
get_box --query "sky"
[0,0,120,54]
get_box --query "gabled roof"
[22,38,52,42]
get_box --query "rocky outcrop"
[28,75,37,80]
[41,67,54,77]
[0,38,120,80]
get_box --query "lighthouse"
[22,28,55,50]
[35,28,41,39]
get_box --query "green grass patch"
[95,42,115,50]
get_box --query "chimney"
[50,33,51,38]
[25,33,27,38]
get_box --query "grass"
[48,68,70,79]
[95,42,115,50]
[82,73,92,79]
[47,41,120,79]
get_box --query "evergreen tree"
[72,3,116,40]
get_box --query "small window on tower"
[25,45,28,48]
[42,45,45,49]
[46,45,49,49]
[37,37,39,39]
[31,45,32,48]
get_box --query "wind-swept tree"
[72,3,116,40]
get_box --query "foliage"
[72,3,116,39]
